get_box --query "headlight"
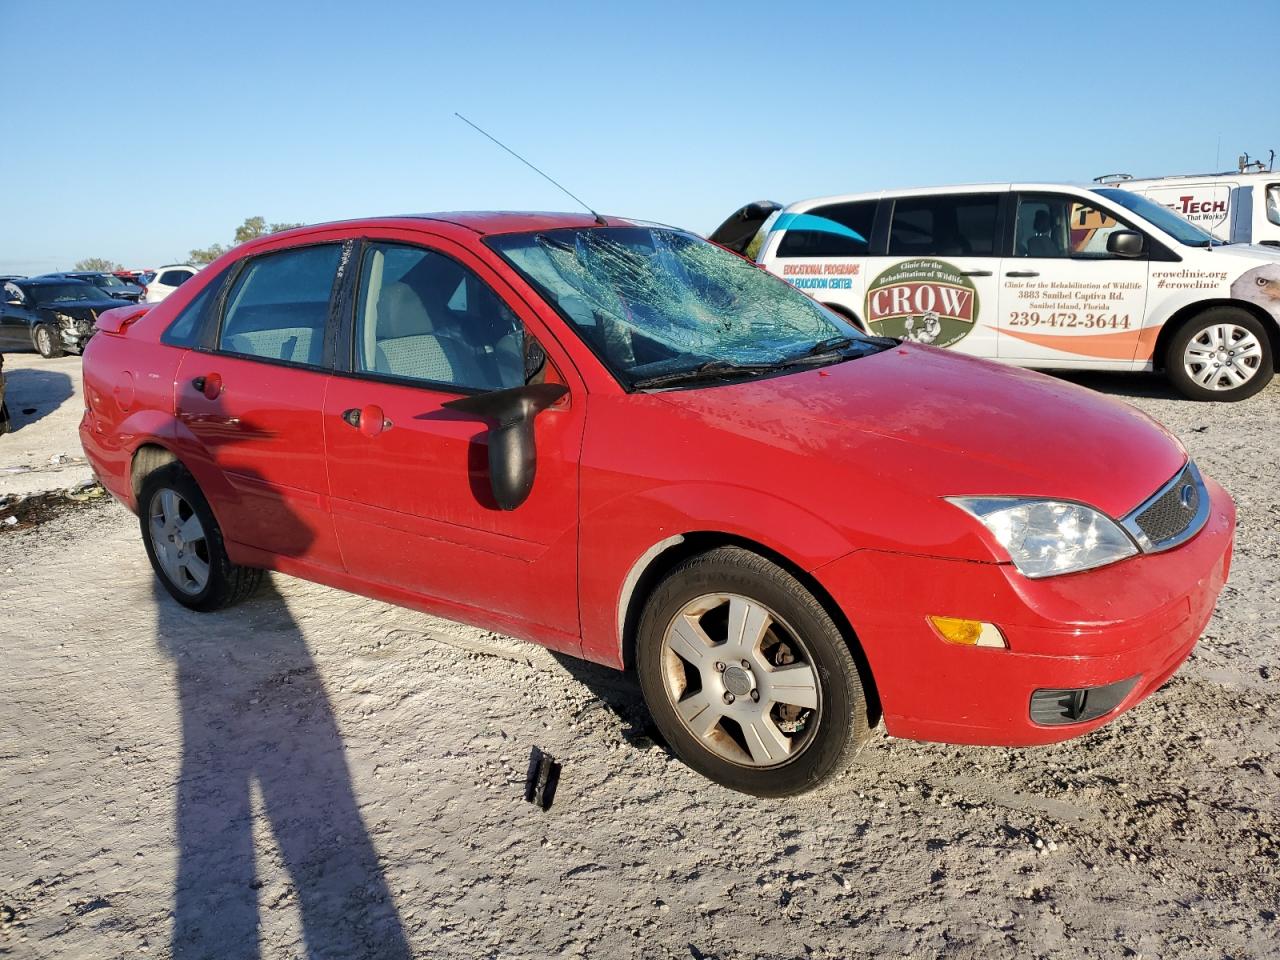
[947,497,1137,578]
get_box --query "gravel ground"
[0,353,94,501]
[1,367,1277,959]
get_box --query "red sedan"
[79,213,1235,796]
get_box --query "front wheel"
[33,324,63,358]
[138,463,263,611]
[636,546,871,797]
[1165,308,1273,401]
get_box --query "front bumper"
[816,474,1235,746]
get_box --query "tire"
[636,546,871,797]
[1165,307,1274,401]
[138,463,263,611]
[33,324,63,359]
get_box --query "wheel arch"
[1153,298,1280,372]
[130,442,179,503]
[618,531,882,727]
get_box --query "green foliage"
[74,257,122,272]
[190,216,304,266]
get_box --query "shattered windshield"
[489,226,880,388]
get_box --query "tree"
[190,216,304,265]
[74,257,122,272]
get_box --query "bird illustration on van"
[1231,263,1280,308]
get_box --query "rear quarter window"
[775,201,876,258]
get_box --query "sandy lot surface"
[1,362,1278,959]
[0,353,94,500]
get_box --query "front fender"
[577,482,854,666]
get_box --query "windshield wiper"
[632,360,786,389]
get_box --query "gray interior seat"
[1025,209,1062,257]
[226,326,319,364]
[373,282,481,385]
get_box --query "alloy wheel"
[660,593,821,768]
[1183,323,1264,391]
[148,488,210,595]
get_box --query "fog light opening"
[927,616,1006,648]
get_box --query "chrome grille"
[1121,462,1209,553]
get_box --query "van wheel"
[33,324,63,358]
[636,546,871,797]
[138,463,263,611]
[1165,308,1273,401]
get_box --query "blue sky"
[1,0,1274,273]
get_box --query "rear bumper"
[816,475,1235,746]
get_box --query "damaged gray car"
[1,277,117,357]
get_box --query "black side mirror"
[442,382,568,510]
[1106,230,1145,257]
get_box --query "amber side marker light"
[928,616,1007,648]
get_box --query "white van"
[712,184,1280,401]
[1100,163,1280,248]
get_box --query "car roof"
[270,211,637,241]
[784,183,1105,212]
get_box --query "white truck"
[712,182,1279,401]
[1099,155,1279,248]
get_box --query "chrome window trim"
[1120,460,1210,553]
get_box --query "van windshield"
[489,226,886,389]
[1094,188,1225,247]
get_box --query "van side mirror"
[1106,230,1145,258]
[442,382,568,510]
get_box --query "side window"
[162,269,227,347]
[774,201,875,258]
[887,194,999,257]
[1014,194,1135,258]
[354,242,524,392]
[217,244,340,365]
[1267,184,1280,227]
[159,270,190,287]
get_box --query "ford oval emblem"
[1178,483,1196,510]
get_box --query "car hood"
[38,299,118,315]
[652,344,1187,521]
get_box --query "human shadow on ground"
[154,545,410,957]
[0,365,72,434]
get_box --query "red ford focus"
[80,213,1235,796]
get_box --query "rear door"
[175,242,346,568]
[997,193,1149,364]
[862,191,1005,357]
[322,234,584,649]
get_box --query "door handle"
[192,374,222,399]
[342,405,392,438]
[960,269,993,277]
[1005,271,1040,278]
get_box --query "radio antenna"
[455,113,606,225]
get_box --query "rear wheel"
[636,546,871,796]
[1165,307,1273,401]
[139,463,263,611]
[33,324,63,358]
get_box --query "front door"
[998,193,1150,364]
[862,192,1005,358]
[175,242,345,568]
[322,236,583,650]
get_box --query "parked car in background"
[49,271,145,302]
[143,264,198,302]
[1100,159,1279,248]
[79,212,1234,796]
[1,277,120,356]
[714,183,1280,401]
[0,352,9,436]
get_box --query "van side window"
[775,201,875,257]
[887,195,999,257]
[218,244,341,366]
[1267,185,1280,227]
[1014,195,1136,259]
